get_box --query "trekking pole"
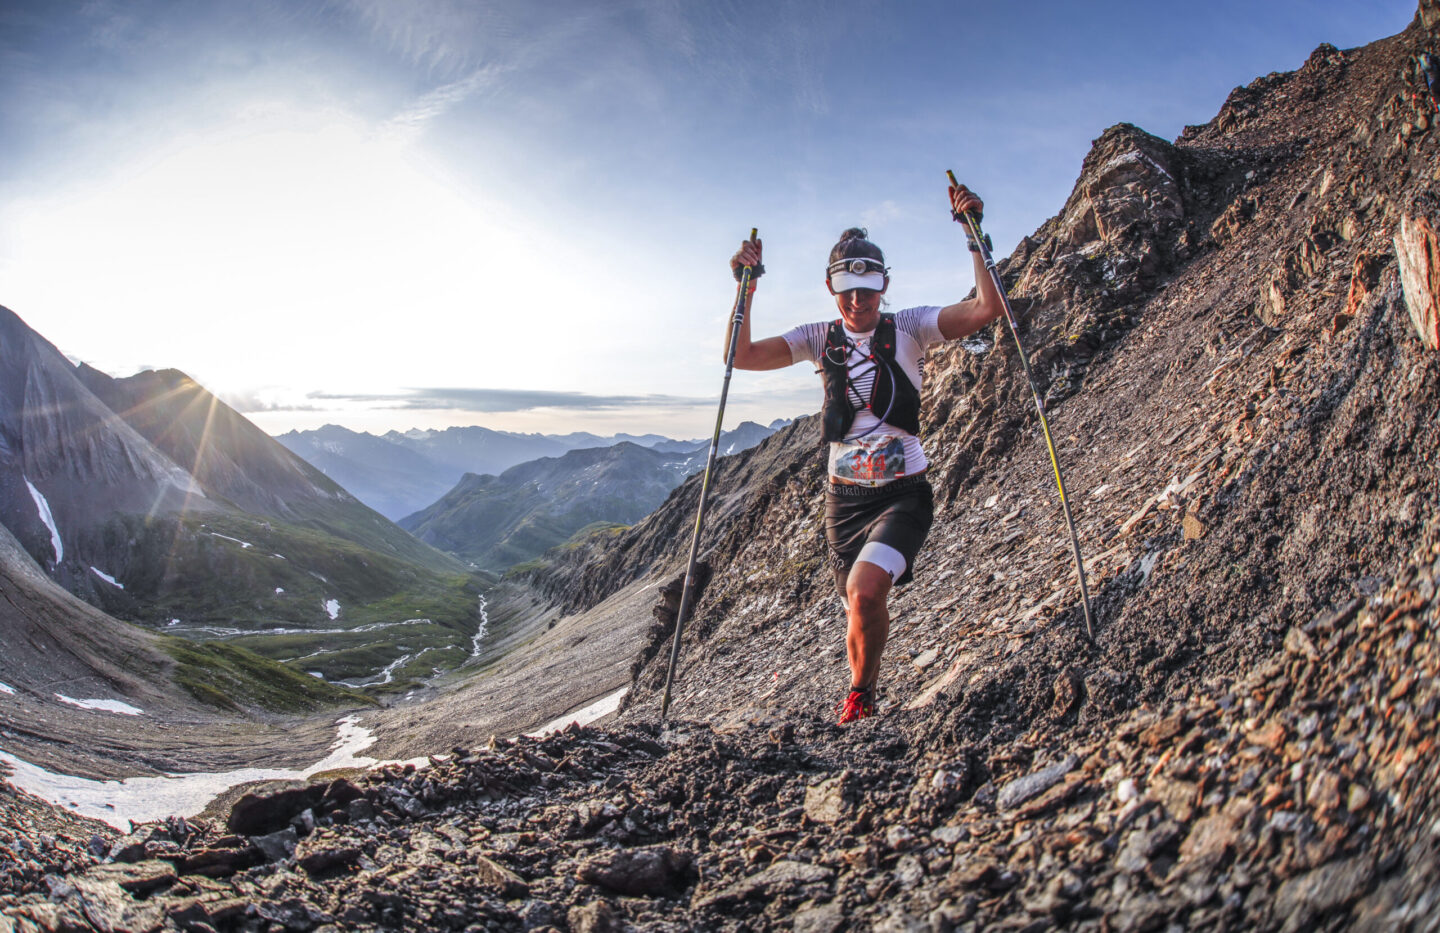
[948,171,1095,642]
[660,228,759,719]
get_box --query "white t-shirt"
[783,306,945,484]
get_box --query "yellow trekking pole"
[948,171,1095,641]
[661,228,759,718]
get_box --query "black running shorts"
[824,474,934,586]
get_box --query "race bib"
[829,433,908,486]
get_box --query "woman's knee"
[846,565,890,613]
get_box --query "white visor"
[829,269,886,291]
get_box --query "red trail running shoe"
[837,688,874,725]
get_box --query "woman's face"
[829,280,887,332]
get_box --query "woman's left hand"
[949,183,984,222]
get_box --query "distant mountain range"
[399,442,704,571]
[276,420,785,522]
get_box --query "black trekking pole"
[660,229,759,719]
[948,171,1095,642]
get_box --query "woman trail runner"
[727,182,1003,724]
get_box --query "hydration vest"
[820,313,922,443]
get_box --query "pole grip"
[946,169,985,244]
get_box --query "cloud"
[383,64,509,139]
[308,387,707,413]
[220,390,322,413]
[859,200,905,230]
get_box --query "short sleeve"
[782,322,827,365]
[894,306,945,349]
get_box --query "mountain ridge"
[277,420,783,521]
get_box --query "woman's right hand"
[730,237,763,280]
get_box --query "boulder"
[1394,213,1440,350]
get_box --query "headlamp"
[827,257,887,278]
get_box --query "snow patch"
[1099,149,1173,182]
[208,532,253,548]
[324,599,341,620]
[0,682,15,696]
[54,695,143,716]
[90,567,124,589]
[24,477,62,564]
[0,715,381,830]
[275,587,285,594]
[527,688,628,738]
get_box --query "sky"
[0,0,1417,440]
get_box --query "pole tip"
[749,227,758,243]
[946,169,959,187]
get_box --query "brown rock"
[804,772,857,824]
[176,845,263,878]
[568,900,619,933]
[1306,771,1343,812]
[71,876,165,933]
[1141,712,1187,748]
[1284,627,1321,661]
[473,854,529,898]
[226,784,323,837]
[1051,670,1082,718]
[295,841,362,876]
[1260,268,1290,326]
[576,846,691,897]
[86,859,177,896]
[1179,810,1240,863]
[1394,213,1440,350]
[1246,721,1287,750]
[1151,777,1199,823]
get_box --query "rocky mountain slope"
[5,6,1440,931]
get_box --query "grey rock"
[997,755,1078,810]
[86,859,178,896]
[792,901,845,933]
[473,853,530,898]
[251,827,298,863]
[1274,856,1372,932]
[72,876,166,933]
[568,900,619,933]
[696,860,836,909]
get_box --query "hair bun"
[839,227,869,243]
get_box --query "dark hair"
[828,227,884,266]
